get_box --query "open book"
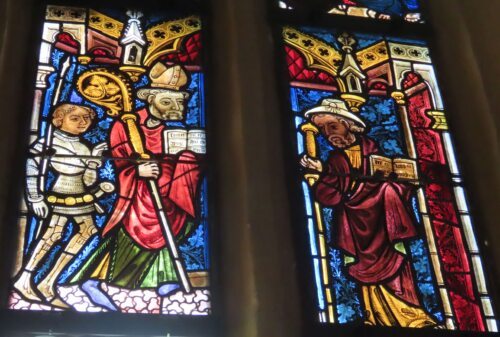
[369,155,418,181]
[163,129,206,154]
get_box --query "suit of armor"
[15,129,103,305]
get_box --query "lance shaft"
[40,57,71,190]
[35,57,71,240]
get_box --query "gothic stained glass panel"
[278,0,423,23]
[283,26,497,331]
[8,5,211,315]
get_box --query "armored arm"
[26,139,49,218]
[83,142,108,186]
[83,163,98,187]
[26,140,44,202]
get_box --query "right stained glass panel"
[283,25,497,331]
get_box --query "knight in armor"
[13,103,109,308]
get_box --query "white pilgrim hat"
[304,98,366,128]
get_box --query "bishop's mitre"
[148,62,188,90]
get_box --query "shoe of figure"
[81,279,118,311]
[158,283,181,296]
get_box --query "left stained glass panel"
[9,5,211,315]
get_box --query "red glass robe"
[103,109,202,250]
[315,136,421,306]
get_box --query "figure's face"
[147,91,187,121]
[60,108,93,135]
[311,114,355,148]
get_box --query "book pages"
[370,154,418,180]
[163,129,206,154]
[164,129,187,154]
[393,158,418,180]
[370,155,393,177]
[187,129,206,154]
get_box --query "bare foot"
[37,281,56,301]
[13,271,42,302]
[50,295,70,309]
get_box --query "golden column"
[391,91,416,159]
[300,122,336,323]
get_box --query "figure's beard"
[329,133,356,148]
[159,111,183,120]
[150,107,183,120]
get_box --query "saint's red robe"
[315,136,421,306]
[102,108,202,250]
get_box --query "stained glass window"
[283,25,497,331]
[9,5,211,316]
[278,0,423,23]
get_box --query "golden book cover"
[369,154,418,180]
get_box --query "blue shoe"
[158,283,181,296]
[81,280,118,311]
